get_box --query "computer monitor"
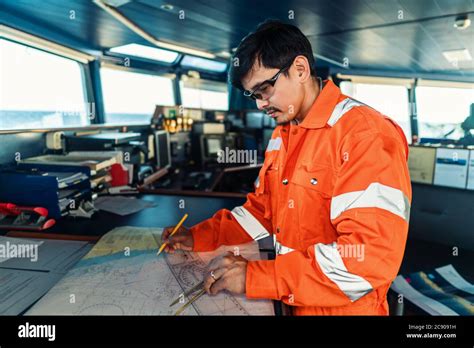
[191,134,225,168]
[206,138,223,156]
[154,130,171,169]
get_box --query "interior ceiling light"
[109,43,179,63]
[102,0,131,6]
[93,0,215,59]
[160,4,174,11]
[454,15,471,30]
[216,51,231,58]
[443,48,472,63]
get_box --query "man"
[162,20,412,315]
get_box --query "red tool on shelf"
[0,202,56,231]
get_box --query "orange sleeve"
[246,131,411,307]
[190,190,274,252]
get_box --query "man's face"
[241,61,304,125]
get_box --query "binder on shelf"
[0,165,92,219]
[20,151,122,172]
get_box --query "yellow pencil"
[157,213,189,256]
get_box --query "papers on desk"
[0,236,92,315]
[0,237,92,273]
[0,269,65,315]
[94,196,156,216]
[27,226,275,315]
[391,264,474,315]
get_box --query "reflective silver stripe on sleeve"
[275,240,295,255]
[327,98,363,127]
[231,206,270,241]
[315,242,373,302]
[266,137,282,152]
[254,175,260,188]
[330,182,410,221]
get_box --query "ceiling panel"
[0,0,472,78]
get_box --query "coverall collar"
[298,79,341,129]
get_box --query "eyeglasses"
[243,64,291,101]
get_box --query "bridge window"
[0,39,89,130]
[416,85,474,140]
[100,67,175,125]
[180,79,228,110]
[340,81,411,143]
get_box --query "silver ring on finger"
[210,270,217,280]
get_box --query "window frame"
[106,45,181,66]
[338,77,413,143]
[179,78,229,111]
[414,81,474,141]
[336,74,474,143]
[0,37,94,132]
[0,27,230,133]
[99,63,178,126]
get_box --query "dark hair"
[229,20,316,90]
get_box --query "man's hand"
[161,225,193,253]
[203,252,248,295]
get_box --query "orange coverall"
[190,79,412,315]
